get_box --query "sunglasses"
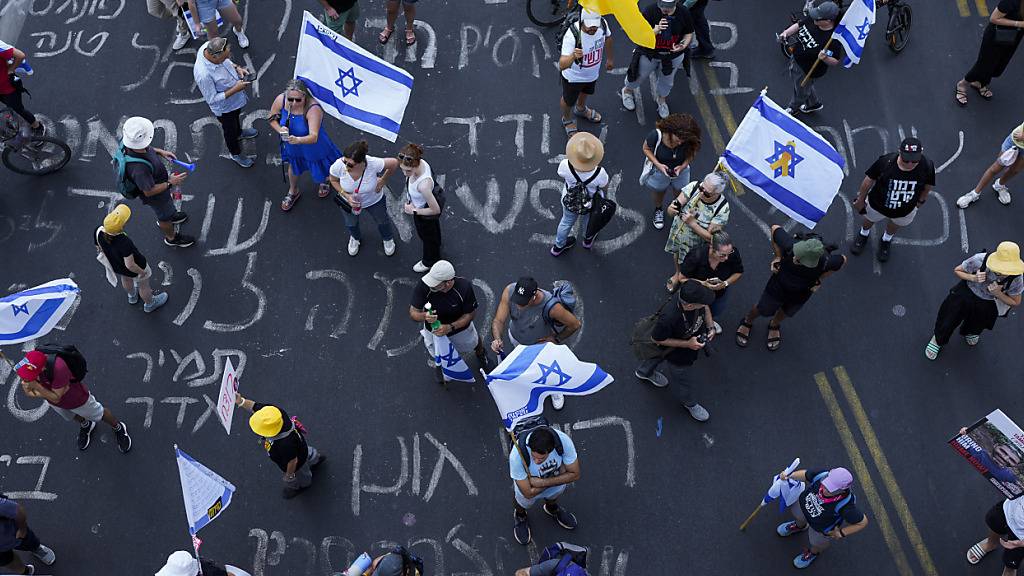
[428,280,451,292]
[398,153,419,166]
[343,160,357,168]
[699,184,717,196]
[286,97,304,103]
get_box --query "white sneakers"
[350,238,396,256]
[172,30,190,50]
[551,393,565,410]
[383,238,396,256]
[413,261,430,273]
[657,100,670,119]
[994,178,1012,204]
[234,27,250,49]
[348,237,360,256]
[620,88,636,111]
[957,190,980,208]
[958,179,1011,208]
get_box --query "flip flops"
[967,539,991,565]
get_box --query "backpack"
[539,542,590,576]
[543,281,578,333]
[562,164,600,214]
[113,142,153,199]
[559,8,609,66]
[810,471,856,533]
[629,294,675,360]
[511,415,564,458]
[36,343,88,383]
[409,175,446,220]
[389,545,425,576]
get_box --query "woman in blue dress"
[267,79,342,211]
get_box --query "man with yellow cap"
[95,204,169,313]
[234,393,324,498]
[926,241,1024,359]
[552,132,608,256]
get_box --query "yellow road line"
[689,72,726,154]
[701,62,738,137]
[693,66,743,194]
[956,0,971,16]
[975,0,990,16]
[815,372,915,576]
[833,367,938,576]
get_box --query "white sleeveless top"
[407,160,434,209]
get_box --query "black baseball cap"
[899,137,923,162]
[678,280,715,306]
[511,277,538,306]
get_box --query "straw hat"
[565,132,604,172]
[988,241,1024,276]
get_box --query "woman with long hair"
[639,113,702,230]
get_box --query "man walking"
[235,393,324,499]
[194,37,257,168]
[491,277,581,410]
[684,0,716,59]
[775,466,870,569]
[16,348,132,453]
[851,137,935,262]
[408,260,490,384]
[120,116,195,247]
[557,8,614,136]
[777,1,843,114]
[620,0,694,119]
[509,425,581,545]
[0,495,55,576]
[634,280,715,422]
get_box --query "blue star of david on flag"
[831,0,876,67]
[532,361,572,387]
[432,334,475,382]
[335,67,363,97]
[765,140,804,179]
[856,18,871,40]
[11,304,29,316]
[439,342,460,368]
[0,278,80,345]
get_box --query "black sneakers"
[513,510,531,545]
[114,422,132,454]
[550,236,577,257]
[164,233,196,247]
[850,233,868,255]
[170,211,189,225]
[543,502,578,530]
[77,420,96,451]
[877,239,892,262]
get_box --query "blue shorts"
[143,191,177,222]
[1001,131,1017,153]
[196,0,232,23]
[642,164,691,194]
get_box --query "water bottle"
[13,59,32,78]
[424,303,441,331]
[344,552,373,576]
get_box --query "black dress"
[965,0,1023,85]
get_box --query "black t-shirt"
[680,242,744,300]
[639,3,695,55]
[124,147,170,204]
[864,153,936,218]
[645,129,695,170]
[199,559,229,576]
[651,302,705,366]
[791,17,844,77]
[325,0,358,11]
[409,277,478,336]
[998,0,1022,20]
[765,228,844,302]
[252,402,308,472]
[798,468,866,533]
[94,227,146,277]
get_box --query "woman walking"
[268,79,342,212]
[955,0,1023,106]
[957,121,1024,208]
[664,171,730,293]
[186,0,249,47]
[399,143,443,273]
[94,205,169,313]
[329,140,399,257]
[926,241,1023,359]
[639,113,702,230]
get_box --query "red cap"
[15,350,46,381]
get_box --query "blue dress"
[280,103,341,183]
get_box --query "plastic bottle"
[424,303,442,331]
[344,552,373,576]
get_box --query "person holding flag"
[777,1,844,114]
[234,394,324,499]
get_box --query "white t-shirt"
[330,155,387,208]
[559,21,607,84]
[407,160,434,209]
[1004,498,1024,537]
[557,159,608,199]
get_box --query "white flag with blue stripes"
[433,335,475,383]
[0,278,79,345]
[294,10,413,142]
[761,458,805,513]
[487,343,614,430]
[721,93,845,229]
[175,445,235,535]
[833,0,876,67]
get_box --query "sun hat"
[249,406,284,437]
[122,116,155,149]
[987,241,1024,276]
[792,238,825,268]
[821,467,853,492]
[422,260,456,288]
[15,350,46,382]
[565,132,604,172]
[103,204,132,235]
[155,551,199,576]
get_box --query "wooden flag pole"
[739,503,765,531]
[799,37,835,87]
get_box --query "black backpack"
[36,343,88,383]
[630,295,675,360]
[539,542,590,575]
[390,545,424,576]
[562,164,600,214]
[409,176,446,220]
[512,415,564,457]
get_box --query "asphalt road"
[0,0,1022,575]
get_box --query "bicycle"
[0,106,71,176]
[526,0,578,28]
[782,0,911,57]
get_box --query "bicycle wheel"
[527,0,573,27]
[886,3,911,53]
[2,136,72,175]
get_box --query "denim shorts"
[144,191,177,222]
[196,0,232,23]
[642,164,691,193]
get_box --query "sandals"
[925,336,941,360]
[967,539,992,565]
[561,117,578,136]
[666,275,681,293]
[405,28,417,46]
[954,82,968,107]
[735,320,752,348]
[318,182,331,198]
[767,323,781,351]
[379,25,395,44]
[971,82,993,100]
[574,106,602,123]
[281,190,301,212]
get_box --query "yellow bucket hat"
[103,204,132,235]
[988,241,1024,276]
[249,406,284,437]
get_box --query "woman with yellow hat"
[926,241,1024,359]
[94,204,169,313]
[234,393,324,498]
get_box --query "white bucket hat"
[155,551,199,576]
[122,116,155,149]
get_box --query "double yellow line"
[815,366,937,576]
[957,0,990,17]
[691,61,743,193]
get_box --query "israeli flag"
[174,445,235,535]
[720,93,845,229]
[487,343,614,430]
[832,0,876,67]
[433,335,475,383]
[294,10,413,142]
[761,458,806,513]
[0,279,79,345]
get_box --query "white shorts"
[121,264,152,282]
[514,483,566,509]
[420,322,480,356]
[864,203,917,227]
[51,393,105,422]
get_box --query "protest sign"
[215,358,239,435]
[950,409,1024,499]
[174,446,236,534]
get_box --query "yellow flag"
[579,0,656,49]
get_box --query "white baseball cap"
[422,260,456,288]
[581,9,602,27]
[122,116,155,149]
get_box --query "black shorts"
[561,77,596,106]
[756,289,808,318]
[986,501,1024,569]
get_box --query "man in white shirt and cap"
[557,8,614,136]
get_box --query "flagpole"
[0,350,16,369]
[739,503,765,531]
[800,37,835,87]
